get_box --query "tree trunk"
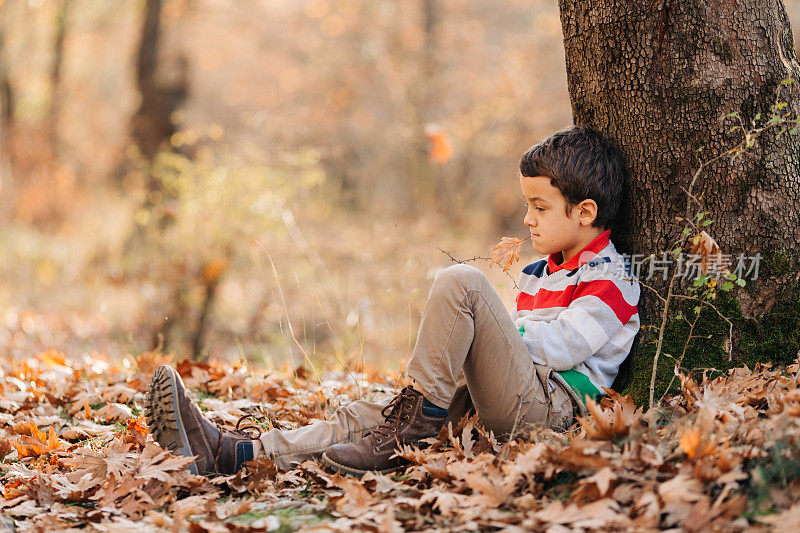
[130,0,187,161]
[0,2,15,222]
[0,2,14,139]
[48,0,68,148]
[558,0,800,402]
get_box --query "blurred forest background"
[2,0,799,375]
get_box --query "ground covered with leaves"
[2,351,800,532]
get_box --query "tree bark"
[48,0,68,147]
[130,0,187,161]
[0,2,14,137]
[558,0,800,398]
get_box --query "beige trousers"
[259,264,575,469]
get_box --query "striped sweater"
[515,230,640,403]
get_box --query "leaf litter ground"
[2,350,800,532]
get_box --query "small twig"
[671,293,735,337]
[637,279,668,305]
[659,302,704,404]
[649,270,679,409]
[439,249,520,289]
[438,249,489,264]
[500,392,526,462]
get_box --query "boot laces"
[367,387,417,444]
[213,413,266,471]
[233,413,265,440]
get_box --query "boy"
[145,125,640,477]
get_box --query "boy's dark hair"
[519,125,627,230]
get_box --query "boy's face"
[519,175,595,261]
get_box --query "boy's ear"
[576,199,598,226]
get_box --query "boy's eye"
[523,203,546,212]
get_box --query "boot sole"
[145,365,199,475]
[320,451,402,478]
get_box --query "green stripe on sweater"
[556,368,603,403]
[519,325,603,402]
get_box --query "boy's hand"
[489,237,527,272]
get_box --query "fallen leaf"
[136,442,195,482]
[134,351,174,377]
[95,403,133,423]
[119,417,148,448]
[330,474,375,516]
[680,427,717,461]
[11,424,62,458]
[580,390,643,440]
[0,440,13,461]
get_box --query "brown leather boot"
[321,387,446,477]
[145,365,259,475]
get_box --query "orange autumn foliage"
[425,124,453,164]
[488,237,527,272]
[579,389,644,440]
[11,422,63,458]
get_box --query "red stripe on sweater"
[516,280,638,324]
[517,285,576,311]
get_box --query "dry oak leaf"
[0,439,13,461]
[489,237,526,272]
[557,439,611,471]
[421,455,452,482]
[680,427,717,461]
[64,440,137,480]
[658,473,706,505]
[242,456,279,492]
[330,473,375,517]
[418,489,467,516]
[134,350,174,377]
[10,416,62,435]
[59,420,114,441]
[11,423,62,458]
[136,442,196,482]
[50,472,102,501]
[99,384,138,404]
[95,402,134,423]
[771,387,800,417]
[120,416,149,448]
[169,493,218,522]
[502,442,552,481]
[37,349,68,367]
[631,491,661,528]
[589,467,617,496]
[361,471,406,494]
[580,389,643,440]
[92,472,156,515]
[461,467,517,508]
[535,498,631,529]
[686,230,728,276]
[213,499,253,521]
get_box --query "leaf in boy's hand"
[489,237,526,272]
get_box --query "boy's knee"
[433,264,487,292]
